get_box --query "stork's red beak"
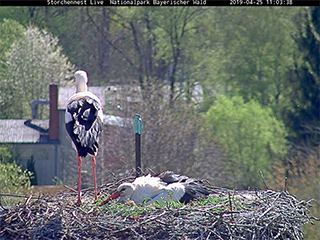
[99,191,121,206]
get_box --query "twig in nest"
[63,184,77,193]
[25,195,33,205]
[0,193,29,198]
[284,176,288,192]
[260,171,269,189]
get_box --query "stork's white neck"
[76,78,87,93]
[74,70,88,93]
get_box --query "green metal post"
[134,114,142,177]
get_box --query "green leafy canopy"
[203,95,288,188]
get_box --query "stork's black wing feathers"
[66,96,103,157]
[157,171,188,184]
[157,171,209,204]
[180,181,209,204]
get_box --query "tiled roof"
[0,119,48,143]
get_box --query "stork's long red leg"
[92,156,98,200]
[77,155,82,205]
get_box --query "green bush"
[203,96,288,188]
[0,145,12,163]
[0,146,32,206]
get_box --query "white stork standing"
[65,70,104,205]
[100,171,209,205]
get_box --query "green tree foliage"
[0,8,306,115]
[203,96,288,188]
[201,8,299,113]
[0,7,206,100]
[0,25,74,119]
[0,19,25,72]
[0,146,32,206]
[284,7,319,150]
[0,145,12,163]
[151,7,205,101]
[84,7,204,99]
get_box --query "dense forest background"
[0,6,319,238]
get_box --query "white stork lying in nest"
[100,171,209,205]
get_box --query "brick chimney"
[49,84,59,141]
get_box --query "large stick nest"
[0,175,314,240]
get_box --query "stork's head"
[117,183,134,203]
[74,70,88,92]
[99,182,134,206]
